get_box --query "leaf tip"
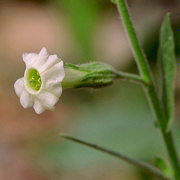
[59,133,68,139]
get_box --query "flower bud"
[62,62,118,88]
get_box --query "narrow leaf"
[60,133,170,180]
[158,13,176,131]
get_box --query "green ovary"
[27,68,42,91]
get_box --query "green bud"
[62,62,118,89]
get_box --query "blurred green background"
[0,0,179,179]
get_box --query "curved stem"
[60,134,170,180]
[115,0,180,179]
[115,0,152,84]
[115,71,147,86]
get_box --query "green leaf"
[60,134,171,180]
[158,13,176,131]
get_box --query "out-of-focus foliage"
[59,0,101,61]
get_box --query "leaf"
[60,134,170,180]
[158,13,176,131]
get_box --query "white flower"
[14,47,65,114]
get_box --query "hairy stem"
[147,85,180,179]
[115,0,180,179]
[114,0,152,84]
[60,134,170,180]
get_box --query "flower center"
[27,68,42,91]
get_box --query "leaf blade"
[159,13,176,131]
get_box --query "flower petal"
[39,47,48,57]
[38,91,59,109]
[39,55,60,73]
[20,90,34,108]
[33,100,45,114]
[43,61,65,88]
[14,78,25,97]
[23,53,38,67]
[32,48,49,69]
[48,86,62,97]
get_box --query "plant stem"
[147,85,180,180]
[115,0,180,179]
[115,0,152,84]
[60,133,170,180]
[115,71,146,86]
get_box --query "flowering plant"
[14,0,180,179]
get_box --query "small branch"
[115,71,147,86]
[60,133,170,180]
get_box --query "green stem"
[115,71,146,86]
[115,0,152,84]
[147,85,180,180]
[115,0,180,179]
[60,134,170,180]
